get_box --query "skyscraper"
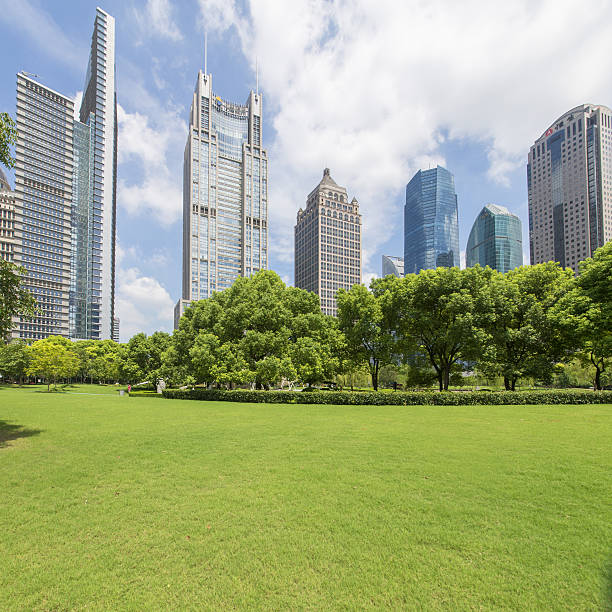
[176,69,267,324]
[11,9,117,342]
[76,7,117,340]
[14,74,75,341]
[466,204,523,273]
[528,104,612,272]
[381,255,404,277]
[295,168,361,316]
[404,165,459,274]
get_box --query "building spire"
[255,57,259,95]
[204,31,208,75]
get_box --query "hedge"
[162,388,612,405]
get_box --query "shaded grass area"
[1,390,611,610]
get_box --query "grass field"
[1,385,611,610]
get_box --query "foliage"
[0,259,36,341]
[556,242,612,390]
[118,331,171,385]
[0,340,31,383]
[336,283,402,390]
[169,271,339,388]
[0,112,18,169]
[163,387,612,405]
[480,263,575,390]
[26,336,80,390]
[382,266,493,391]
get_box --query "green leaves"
[0,112,18,169]
[0,259,36,341]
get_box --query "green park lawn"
[1,386,611,610]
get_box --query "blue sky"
[1,0,611,340]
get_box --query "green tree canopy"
[27,336,80,390]
[556,242,612,389]
[0,112,18,169]
[0,260,36,341]
[0,340,31,384]
[483,263,575,389]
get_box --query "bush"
[162,388,612,405]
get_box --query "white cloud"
[134,0,183,42]
[116,267,174,341]
[117,104,185,224]
[198,0,612,279]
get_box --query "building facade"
[466,204,523,273]
[381,255,404,277]
[295,168,361,316]
[528,104,612,272]
[14,74,75,341]
[75,7,117,340]
[11,9,117,342]
[179,69,267,314]
[0,169,17,263]
[404,165,459,274]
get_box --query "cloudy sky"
[1,0,612,340]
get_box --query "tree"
[168,270,339,389]
[27,336,80,390]
[556,242,612,390]
[0,260,36,341]
[336,283,400,391]
[0,341,31,384]
[390,266,493,391]
[483,263,575,390]
[118,332,171,386]
[0,112,18,169]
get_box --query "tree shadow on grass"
[0,420,43,449]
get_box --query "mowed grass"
[1,387,611,610]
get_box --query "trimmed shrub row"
[162,388,612,405]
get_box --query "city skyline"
[1,1,612,338]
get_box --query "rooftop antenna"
[21,71,40,79]
[204,31,208,75]
[255,57,259,96]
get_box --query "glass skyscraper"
[404,165,459,274]
[466,204,523,273]
[381,255,404,277]
[177,69,267,324]
[12,9,117,342]
[76,8,117,340]
[528,104,612,273]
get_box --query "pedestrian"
[127,384,132,394]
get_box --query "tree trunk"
[437,371,443,392]
[372,367,378,391]
[504,376,511,391]
[443,367,450,391]
[594,366,602,391]
[511,377,517,391]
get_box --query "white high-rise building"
[528,104,612,272]
[176,70,268,325]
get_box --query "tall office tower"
[528,104,612,272]
[14,74,75,341]
[176,69,267,324]
[295,168,361,316]
[381,255,404,277]
[0,169,18,263]
[466,204,523,273]
[77,7,117,340]
[404,165,459,274]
